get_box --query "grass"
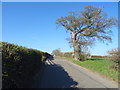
[62,57,118,82]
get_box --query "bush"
[1,42,50,88]
[79,53,87,61]
[107,48,120,70]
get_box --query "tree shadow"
[33,57,78,88]
[49,55,54,61]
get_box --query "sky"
[2,2,118,56]
[1,0,119,2]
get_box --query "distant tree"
[56,5,117,60]
[52,48,62,56]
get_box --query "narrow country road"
[32,56,118,88]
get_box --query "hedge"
[1,42,51,88]
[62,52,73,58]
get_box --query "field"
[62,57,118,82]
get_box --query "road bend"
[32,56,118,89]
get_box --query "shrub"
[79,53,87,61]
[107,48,120,70]
[1,42,50,88]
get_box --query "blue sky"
[2,2,118,55]
[2,0,119,2]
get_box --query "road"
[32,56,118,88]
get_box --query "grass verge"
[62,57,118,82]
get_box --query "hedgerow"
[107,48,120,70]
[1,42,51,88]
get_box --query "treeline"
[52,49,91,60]
[52,50,107,59]
[1,42,51,88]
[91,56,108,58]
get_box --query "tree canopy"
[56,5,117,43]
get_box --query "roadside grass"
[62,57,118,82]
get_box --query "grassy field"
[62,57,118,82]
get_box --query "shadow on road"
[49,55,54,60]
[34,56,78,88]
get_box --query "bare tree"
[56,5,117,60]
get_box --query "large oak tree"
[56,5,117,60]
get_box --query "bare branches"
[56,5,117,60]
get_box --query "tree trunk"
[71,33,80,60]
[74,42,81,60]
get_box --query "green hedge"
[1,42,51,88]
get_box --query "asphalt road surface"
[32,56,118,89]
